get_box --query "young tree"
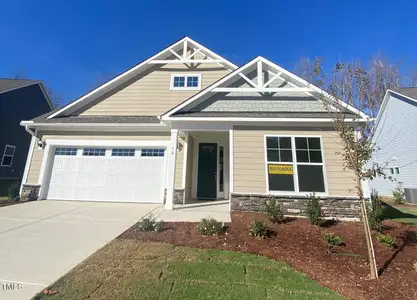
[299,55,402,279]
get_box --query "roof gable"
[47,37,237,119]
[162,56,367,120]
[374,89,417,130]
[0,78,38,93]
[0,79,54,110]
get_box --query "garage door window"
[112,149,135,156]
[141,148,165,157]
[83,148,106,156]
[55,148,77,156]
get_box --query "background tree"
[298,55,404,279]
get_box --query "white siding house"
[369,88,417,196]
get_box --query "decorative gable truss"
[47,37,237,119]
[148,38,236,69]
[162,56,368,120]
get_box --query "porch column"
[165,129,179,210]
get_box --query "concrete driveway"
[0,200,162,300]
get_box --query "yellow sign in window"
[268,164,293,175]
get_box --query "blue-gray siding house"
[0,79,53,192]
[369,88,417,196]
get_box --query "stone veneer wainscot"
[231,193,361,219]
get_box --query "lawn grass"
[382,201,417,225]
[34,240,344,300]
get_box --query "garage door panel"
[46,147,166,203]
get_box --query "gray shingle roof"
[32,115,161,124]
[399,87,417,100]
[171,111,359,118]
[0,78,38,93]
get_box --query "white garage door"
[46,147,166,203]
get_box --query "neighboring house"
[20,37,367,219]
[369,88,417,196]
[0,79,53,196]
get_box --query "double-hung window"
[171,74,201,90]
[1,145,16,167]
[265,136,326,194]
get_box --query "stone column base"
[20,184,41,201]
[230,193,361,220]
[174,189,185,204]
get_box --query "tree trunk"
[358,179,378,279]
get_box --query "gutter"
[19,121,169,133]
[162,117,369,123]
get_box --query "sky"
[1,0,416,106]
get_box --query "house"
[19,37,367,219]
[369,88,417,197]
[0,79,53,196]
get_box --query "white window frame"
[1,145,16,167]
[170,74,202,91]
[264,135,328,196]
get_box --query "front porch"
[164,129,232,211]
[174,131,231,205]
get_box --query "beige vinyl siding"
[233,127,356,196]
[80,63,229,116]
[26,147,44,184]
[24,132,171,185]
[175,136,185,189]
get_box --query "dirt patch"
[0,199,23,208]
[119,213,417,300]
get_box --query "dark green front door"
[197,143,217,200]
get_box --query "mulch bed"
[118,212,417,300]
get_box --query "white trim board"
[45,139,170,147]
[47,37,237,119]
[20,136,36,194]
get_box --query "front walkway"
[158,200,231,222]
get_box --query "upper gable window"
[171,74,201,90]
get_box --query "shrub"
[413,261,417,273]
[8,180,20,200]
[137,215,164,232]
[323,232,344,246]
[367,190,384,232]
[306,193,323,226]
[264,197,284,223]
[248,220,268,238]
[392,188,405,204]
[196,218,224,236]
[376,233,396,249]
